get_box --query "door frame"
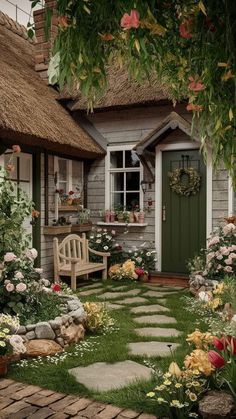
[155,142,212,272]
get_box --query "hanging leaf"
[198,1,207,15]
[229,108,234,121]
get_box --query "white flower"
[4,252,17,262]
[34,268,43,274]
[6,283,14,292]
[16,283,27,292]
[231,314,236,323]
[96,239,101,244]
[9,335,26,354]
[136,257,142,263]
[198,291,211,302]
[26,248,38,260]
[97,234,102,238]
[111,230,116,235]
[224,266,233,273]
[146,252,151,257]
[14,271,24,280]
[41,278,50,287]
[104,246,108,251]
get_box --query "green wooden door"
[162,149,206,273]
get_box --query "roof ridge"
[0,11,36,43]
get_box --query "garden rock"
[61,323,85,345]
[49,318,62,329]
[67,299,82,312]
[25,331,36,340]
[18,326,26,334]
[25,324,36,332]
[199,391,236,419]
[70,308,86,323]
[35,322,55,340]
[25,339,63,357]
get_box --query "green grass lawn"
[8,280,198,416]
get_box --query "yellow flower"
[175,383,183,388]
[191,381,200,387]
[184,349,214,376]
[163,372,172,378]
[157,397,165,403]
[146,392,155,398]
[163,379,172,386]
[189,392,197,401]
[155,384,166,391]
[169,361,182,378]
[108,264,121,277]
[170,400,185,408]
[186,329,213,349]
[207,297,222,309]
[213,282,226,295]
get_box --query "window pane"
[110,173,124,191]
[111,192,124,210]
[4,154,17,180]
[126,172,140,191]
[126,193,140,210]
[110,151,123,168]
[125,150,140,168]
[58,159,67,182]
[19,156,30,181]
[59,181,68,193]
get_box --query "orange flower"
[121,10,140,29]
[58,15,69,28]
[6,164,15,172]
[188,76,205,92]
[184,349,214,376]
[179,19,193,39]
[12,145,21,153]
[32,210,40,219]
[186,103,203,112]
[100,33,114,41]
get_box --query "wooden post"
[71,262,77,290]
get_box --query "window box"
[97,222,148,227]
[50,205,83,212]
[43,225,71,235]
[71,223,93,233]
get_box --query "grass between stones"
[8,280,198,416]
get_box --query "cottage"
[0,4,235,281]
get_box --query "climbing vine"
[29,0,236,187]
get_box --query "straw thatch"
[70,65,170,111]
[0,12,104,158]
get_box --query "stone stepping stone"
[133,315,177,325]
[106,303,125,310]
[128,341,180,357]
[135,327,181,338]
[130,304,170,314]
[78,288,103,296]
[108,286,129,291]
[143,291,166,298]
[79,282,103,290]
[69,360,153,392]
[98,289,140,300]
[115,297,148,305]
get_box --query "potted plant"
[115,205,124,223]
[67,191,74,205]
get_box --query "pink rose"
[16,283,27,292]
[4,252,17,262]
[224,266,233,273]
[225,258,233,265]
[34,268,43,274]
[208,236,220,246]
[229,253,236,259]
[220,246,230,256]
[223,223,236,236]
[121,9,140,29]
[207,252,215,262]
[25,248,38,260]
[6,283,15,292]
[15,271,24,279]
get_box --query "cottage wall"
[86,103,230,254]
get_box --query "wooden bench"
[53,233,110,290]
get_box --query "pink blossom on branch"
[188,76,205,92]
[121,10,140,29]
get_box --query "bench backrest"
[53,233,88,270]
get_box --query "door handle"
[162,205,166,222]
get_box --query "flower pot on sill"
[139,211,145,223]
[117,214,124,223]
[66,198,73,206]
[129,212,135,223]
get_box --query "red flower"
[186,103,203,112]
[52,283,61,292]
[179,19,193,39]
[58,15,69,28]
[121,10,140,29]
[188,76,205,92]
[12,145,21,153]
[208,350,225,368]
[135,268,145,276]
[227,336,236,355]
[100,33,114,41]
[68,191,74,195]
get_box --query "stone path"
[130,305,169,314]
[134,327,181,338]
[0,379,156,419]
[133,315,177,324]
[128,342,180,357]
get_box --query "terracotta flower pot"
[139,273,149,283]
[66,198,73,206]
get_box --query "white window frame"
[228,176,235,216]
[54,157,73,192]
[105,145,144,211]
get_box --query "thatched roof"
[0,12,104,159]
[68,66,170,111]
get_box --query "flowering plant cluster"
[189,221,236,292]
[147,360,206,418]
[0,314,26,357]
[83,302,114,332]
[88,227,124,266]
[108,259,139,281]
[129,246,156,273]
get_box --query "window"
[54,157,84,201]
[106,146,143,211]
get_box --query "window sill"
[97,222,148,227]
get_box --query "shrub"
[83,301,114,332]
[88,227,125,266]
[0,314,26,356]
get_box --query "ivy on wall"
[29,0,236,187]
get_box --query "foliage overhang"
[30,0,236,186]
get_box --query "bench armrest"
[58,252,80,263]
[88,247,110,257]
